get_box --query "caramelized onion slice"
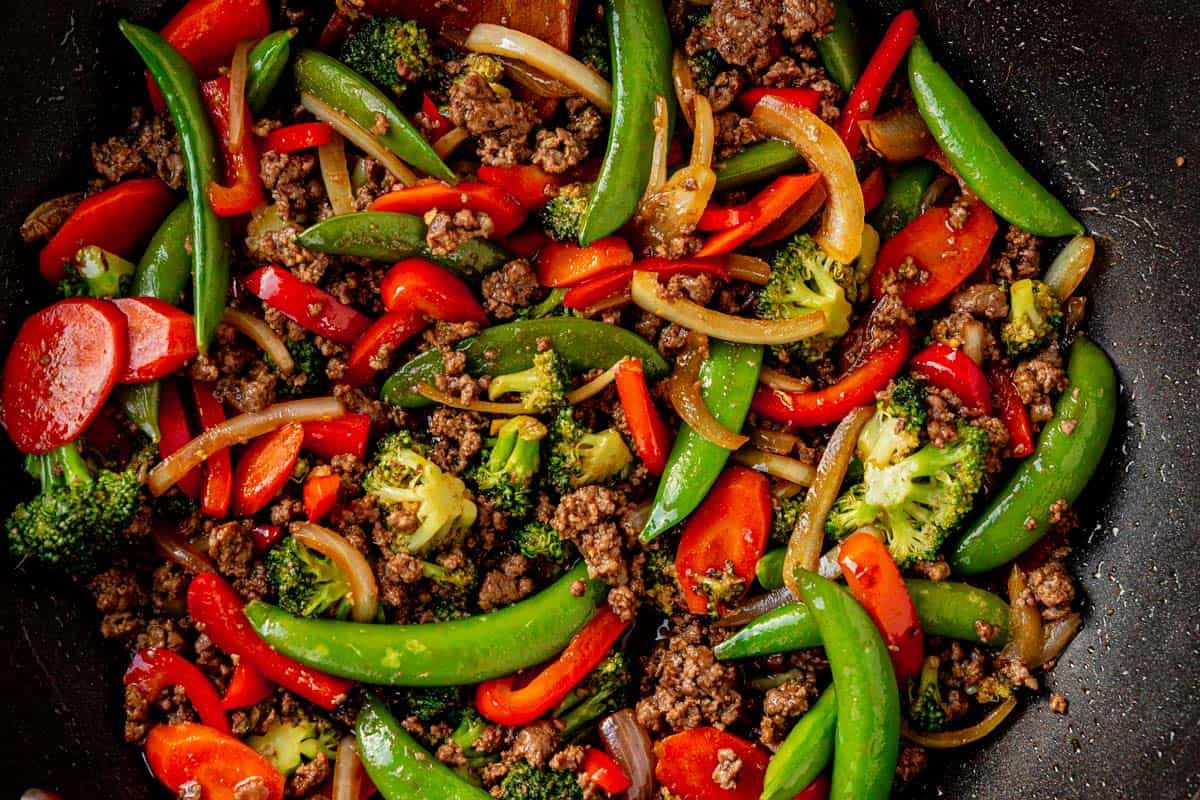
[465,23,612,112]
[859,105,933,162]
[1044,235,1095,299]
[599,710,656,800]
[222,308,293,375]
[300,92,416,185]
[732,447,816,486]
[903,696,1018,749]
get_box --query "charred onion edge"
[725,253,771,285]
[465,23,612,113]
[152,527,216,575]
[294,522,379,624]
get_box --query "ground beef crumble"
[637,619,744,734]
[424,208,495,256]
[446,72,540,167]
[712,747,744,790]
[481,259,542,319]
[92,107,184,188]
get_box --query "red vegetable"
[752,326,911,428]
[343,308,428,387]
[503,229,550,260]
[536,237,634,287]
[191,380,232,518]
[582,747,632,795]
[249,524,284,553]
[231,423,304,517]
[144,722,284,800]
[381,259,487,323]
[655,728,769,800]
[869,202,998,310]
[125,648,230,733]
[836,9,920,157]
[158,380,202,499]
[614,358,671,476]
[837,531,924,682]
[221,661,275,710]
[302,414,372,461]
[420,93,454,141]
[113,297,198,383]
[477,164,563,210]
[370,182,527,237]
[264,122,334,154]
[187,571,354,710]
[562,257,730,311]
[303,471,341,523]
[861,167,885,214]
[39,178,173,282]
[675,467,771,615]
[201,77,264,217]
[476,606,630,727]
[243,266,372,346]
[911,343,993,415]
[0,299,129,454]
[990,366,1034,457]
[736,87,821,115]
[697,174,823,257]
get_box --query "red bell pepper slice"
[503,229,550,260]
[475,606,630,727]
[477,164,563,210]
[655,728,769,800]
[303,470,341,523]
[264,122,335,154]
[583,748,632,795]
[536,237,635,287]
[869,202,998,310]
[113,297,198,384]
[752,326,911,428]
[911,343,993,415]
[837,531,925,682]
[836,9,920,157]
[191,380,232,518]
[370,182,527,237]
[159,380,202,499]
[861,167,885,214]
[343,308,428,387]
[614,358,671,476]
[381,259,488,324]
[249,524,284,554]
[675,467,771,615]
[990,366,1034,457]
[301,414,372,461]
[231,423,304,517]
[188,572,353,710]
[145,722,284,800]
[201,76,264,218]
[221,660,275,710]
[125,648,230,733]
[420,93,454,141]
[243,266,372,346]
[696,173,823,257]
[562,257,730,311]
[736,87,821,115]
[39,178,174,282]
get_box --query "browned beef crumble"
[481,259,542,320]
[424,208,496,256]
[1013,345,1069,425]
[637,619,744,734]
[991,225,1043,283]
[92,107,184,188]
[446,72,540,167]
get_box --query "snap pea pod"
[908,36,1084,237]
[713,579,1010,660]
[296,212,509,278]
[579,0,673,244]
[246,30,294,114]
[293,49,454,184]
[120,22,230,354]
[756,547,787,590]
[797,570,898,800]
[950,336,1117,574]
[815,0,863,91]
[381,317,669,408]
[872,160,937,240]
[357,693,492,800]
[713,140,806,192]
[763,687,837,800]
[640,341,763,542]
[244,564,606,686]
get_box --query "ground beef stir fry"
[4,2,1115,799]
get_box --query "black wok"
[0,1,1197,797]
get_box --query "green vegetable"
[796,570,898,800]
[499,762,583,800]
[826,421,990,567]
[580,0,674,244]
[270,337,327,398]
[246,30,295,113]
[545,408,633,495]
[470,416,546,518]
[293,48,454,183]
[248,711,339,777]
[341,17,434,97]
[714,141,805,192]
[487,350,570,413]
[382,317,668,408]
[643,541,684,615]
[553,652,633,740]
[814,0,862,91]
[515,521,571,564]
[950,336,1117,574]
[688,48,725,89]
[245,563,607,686]
[538,186,590,243]
[641,341,763,542]
[907,655,948,732]
[421,559,480,621]
[763,687,837,800]
[756,547,787,589]
[908,36,1084,237]
[120,21,231,354]
[401,686,463,725]
[872,161,937,240]
[265,536,352,618]
[517,288,567,320]
[1001,279,1063,357]
[573,17,610,79]
[57,246,135,299]
[856,376,927,467]
[756,233,855,363]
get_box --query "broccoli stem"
[27,441,92,490]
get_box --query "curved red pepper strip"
[562,257,730,311]
[381,258,488,324]
[420,93,454,142]
[861,167,885,214]
[475,606,630,727]
[125,647,231,733]
[736,87,822,116]
[536,237,634,287]
[911,343,993,415]
[614,358,671,475]
[697,173,823,257]
[265,123,335,154]
[370,182,527,237]
[583,748,632,795]
[303,471,341,523]
[990,366,1034,457]
[191,380,232,518]
[187,572,353,711]
[158,380,201,499]
[343,308,428,387]
[243,266,372,346]
[301,414,372,461]
[201,76,265,217]
[249,524,284,554]
[477,164,562,210]
[837,531,925,683]
[752,326,912,428]
[221,660,275,710]
[836,9,920,157]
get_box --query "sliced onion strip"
[434,127,470,159]
[152,528,216,575]
[749,427,799,455]
[725,254,771,285]
[750,182,828,247]
[333,735,364,800]
[859,105,933,162]
[1005,565,1045,667]
[732,447,816,486]
[667,333,748,451]
[961,318,985,366]
[636,95,716,252]
[918,174,956,215]
[300,92,417,185]
[1044,235,1095,299]
[294,523,378,623]
[417,383,528,414]
[318,132,356,216]
[566,361,622,405]
[227,39,253,149]
[222,308,293,374]
[759,366,813,393]
[903,696,1018,749]
[1038,612,1082,667]
[690,94,715,169]
[599,710,656,800]
[672,49,697,130]
[715,586,794,628]
[465,24,612,112]
[645,96,670,197]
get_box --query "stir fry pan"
[0,0,1197,797]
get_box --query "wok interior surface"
[0,0,1197,797]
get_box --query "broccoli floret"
[515,520,570,564]
[693,561,747,617]
[471,416,546,518]
[421,559,480,620]
[771,494,804,546]
[644,541,684,615]
[340,17,434,96]
[826,422,990,567]
[688,49,726,89]
[247,712,339,777]
[1001,279,1062,358]
[975,675,1014,705]
[153,490,199,523]
[7,440,141,574]
[449,707,495,772]
[57,246,136,299]
[517,288,568,320]
[461,52,505,84]
[488,352,570,413]
[270,338,327,398]
[908,655,948,732]
[756,234,855,363]
[856,377,928,468]
[266,536,352,618]
[552,651,633,740]
[402,686,462,724]
[573,17,610,79]
[363,432,478,553]
[499,761,584,800]
[538,184,590,242]
[545,409,633,495]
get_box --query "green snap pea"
[640,341,763,542]
[872,160,937,240]
[381,317,669,408]
[908,36,1084,237]
[713,579,1010,661]
[950,336,1117,574]
[797,570,898,800]
[120,22,230,354]
[296,211,509,278]
[245,564,607,686]
[763,687,837,800]
[713,141,806,192]
[246,30,295,114]
[293,49,454,184]
[357,693,491,800]
[756,547,787,590]
[815,0,863,91]
[579,0,673,245]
